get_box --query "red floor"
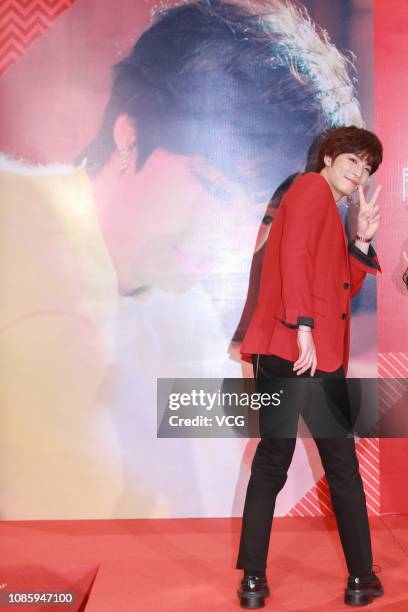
[0,516,407,611]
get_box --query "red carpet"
[1,516,407,610]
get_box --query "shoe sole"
[344,586,384,606]
[238,587,270,609]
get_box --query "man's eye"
[349,157,357,163]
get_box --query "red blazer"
[241,172,381,373]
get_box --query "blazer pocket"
[311,293,328,317]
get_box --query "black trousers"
[236,354,373,576]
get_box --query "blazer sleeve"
[279,174,329,329]
[348,241,382,298]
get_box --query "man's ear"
[323,154,332,168]
[113,114,137,153]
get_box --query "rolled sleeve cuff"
[282,315,315,330]
[348,241,382,274]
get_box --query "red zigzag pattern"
[287,353,408,518]
[287,438,380,517]
[0,0,75,76]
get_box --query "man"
[236,126,384,608]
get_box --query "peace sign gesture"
[356,184,382,240]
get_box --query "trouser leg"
[315,437,373,576]
[237,355,298,572]
[236,437,296,572]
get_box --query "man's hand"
[356,184,382,240]
[293,327,317,376]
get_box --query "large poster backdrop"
[0,0,382,520]
[375,0,408,514]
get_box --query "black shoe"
[237,574,270,609]
[344,569,384,607]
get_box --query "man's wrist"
[298,325,312,332]
[354,238,370,255]
[355,232,373,243]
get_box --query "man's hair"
[317,126,383,174]
[79,0,364,189]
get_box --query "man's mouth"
[346,177,359,188]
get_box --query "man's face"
[109,147,263,294]
[325,152,372,198]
